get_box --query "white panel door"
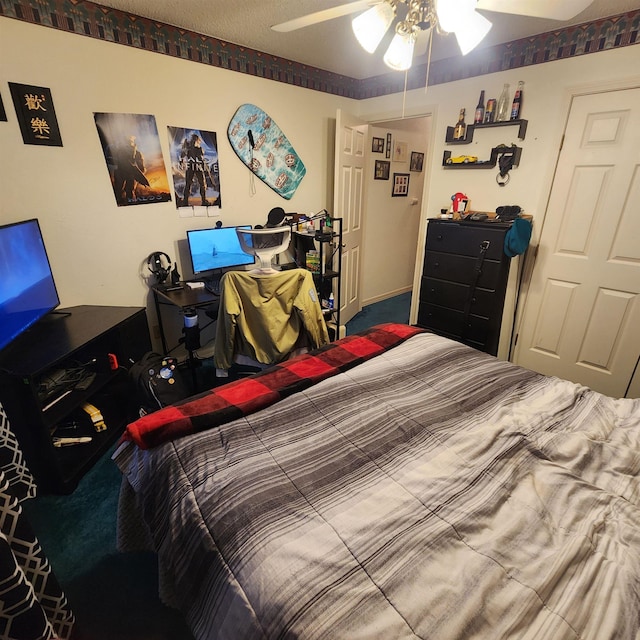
[514,88,640,398]
[334,109,368,324]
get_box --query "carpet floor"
[23,291,411,640]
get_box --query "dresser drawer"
[423,251,503,289]
[425,222,506,260]
[419,277,496,317]
[417,303,490,345]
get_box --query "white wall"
[2,17,639,346]
[355,46,640,324]
[0,19,356,329]
[361,118,429,304]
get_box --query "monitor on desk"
[186,225,254,277]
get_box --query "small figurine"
[450,192,469,216]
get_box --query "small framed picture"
[392,140,408,163]
[374,160,390,180]
[385,132,392,158]
[372,136,384,153]
[410,151,424,172]
[392,173,410,197]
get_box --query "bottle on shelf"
[484,98,496,123]
[496,83,510,122]
[510,80,524,120]
[474,90,485,124]
[453,108,466,140]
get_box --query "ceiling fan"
[272,0,595,71]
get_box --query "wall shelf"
[445,119,528,145]
[442,145,522,169]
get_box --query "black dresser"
[417,219,512,356]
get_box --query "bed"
[113,324,640,640]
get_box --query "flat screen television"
[0,219,60,353]
[186,225,254,276]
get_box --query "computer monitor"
[186,225,254,277]
[0,218,60,353]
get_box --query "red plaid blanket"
[123,323,424,449]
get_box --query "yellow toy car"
[446,155,478,164]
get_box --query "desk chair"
[236,226,292,274]
[213,227,329,376]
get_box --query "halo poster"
[167,126,221,209]
[94,112,171,207]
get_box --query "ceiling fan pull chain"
[424,27,433,95]
[402,70,408,118]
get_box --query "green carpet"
[346,291,411,334]
[23,292,411,639]
[23,443,195,640]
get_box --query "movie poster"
[94,112,171,207]
[167,126,221,209]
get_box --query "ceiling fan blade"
[271,1,379,32]
[475,0,595,21]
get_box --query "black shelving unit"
[0,306,151,493]
[294,216,343,341]
[443,118,526,170]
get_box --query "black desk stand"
[152,284,220,392]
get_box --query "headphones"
[147,251,172,283]
[495,205,522,220]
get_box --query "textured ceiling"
[88,0,640,79]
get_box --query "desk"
[152,284,220,390]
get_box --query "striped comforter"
[113,331,640,640]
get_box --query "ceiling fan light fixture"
[352,2,396,53]
[383,25,416,71]
[452,8,492,55]
[435,0,459,33]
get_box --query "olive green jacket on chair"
[214,268,329,371]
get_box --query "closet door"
[514,88,640,398]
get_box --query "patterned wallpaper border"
[2,0,639,100]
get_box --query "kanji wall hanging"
[9,83,62,146]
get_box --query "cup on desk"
[182,310,200,351]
